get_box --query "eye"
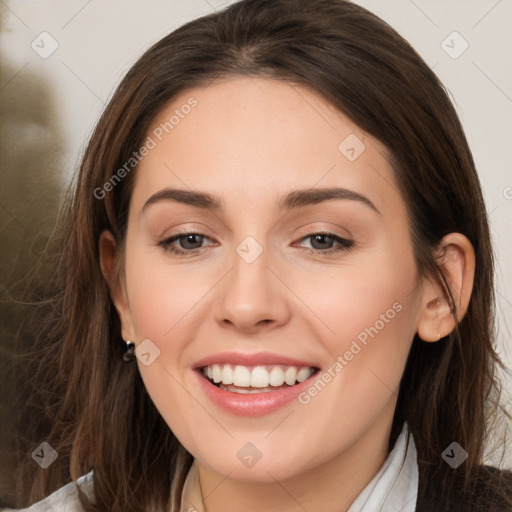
[296,232,354,254]
[157,231,354,257]
[158,232,214,255]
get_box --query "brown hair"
[12,0,512,510]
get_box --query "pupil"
[311,234,333,250]
[182,234,202,249]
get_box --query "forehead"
[131,77,403,217]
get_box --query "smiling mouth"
[199,364,320,394]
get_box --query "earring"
[123,340,136,362]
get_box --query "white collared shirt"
[347,422,418,512]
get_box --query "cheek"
[288,247,419,404]
[124,244,209,342]
[122,246,213,435]
[289,252,417,354]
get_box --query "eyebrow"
[141,187,380,215]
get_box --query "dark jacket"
[415,464,512,511]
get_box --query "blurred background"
[1,0,511,506]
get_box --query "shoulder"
[1,471,94,512]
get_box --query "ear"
[99,229,136,342]
[416,233,475,342]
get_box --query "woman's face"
[115,77,426,481]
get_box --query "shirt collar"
[180,422,418,512]
[347,421,418,512]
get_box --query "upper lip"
[193,351,320,369]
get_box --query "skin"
[100,77,475,512]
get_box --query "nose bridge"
[214,234,290,331]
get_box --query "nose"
[214,247,291,334]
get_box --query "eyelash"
[157,231,354,257]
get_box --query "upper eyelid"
[161,220,352,238]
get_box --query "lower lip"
[194,370,318,416]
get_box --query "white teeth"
[212,364,222,383]
[296,367,313,382]
[202,363,316,388]
[284,367,297,385]
[221,364,234,385]
[251,366,270,388]
[269,366,285,386]
[233,365,251,387]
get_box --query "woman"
[8,0,512,510]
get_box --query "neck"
[196,406,396,512]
